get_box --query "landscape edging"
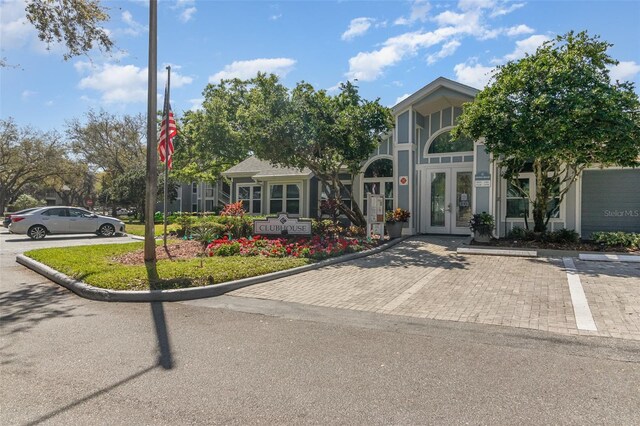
[16,236,410,303]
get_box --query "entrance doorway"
[421,168,473,234]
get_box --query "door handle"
[445,203,452,212]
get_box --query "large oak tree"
[454,31,640,232]
[181,74,393,226]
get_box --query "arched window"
[427,131,474,154]
[364,158,393,178]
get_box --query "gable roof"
[392,77,479,114]
[222,156,312,179]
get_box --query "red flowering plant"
[220,201,245,217]
[206,234,377,260]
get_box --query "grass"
[25,242,310,291]
[125,222,165,237]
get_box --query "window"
[362,158,393,214]
[238,185,262,214]
[205,186,214,197]
[269,183,300,215]
[205,200,214,212]
[192,183,197,194]
[506,178,530,218]
[69,208,91,218]
[427,131,473,154]
[42,208,67,217]
[318,182,352,217]
[546,180,561,219]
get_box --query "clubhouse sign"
[253,213,312,236]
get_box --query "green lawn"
[125,223,165,237]
[25,242,310,291]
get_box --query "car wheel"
[28,225,47,240]
[99,223,116,237]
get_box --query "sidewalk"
[231,236,640,340]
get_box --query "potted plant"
[385,208,410,239]
[469,212,494,243]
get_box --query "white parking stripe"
[381,267,445,312]
[562,257,597,331]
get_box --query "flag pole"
[163,66,171,249]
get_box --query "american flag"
[158,92,178,169]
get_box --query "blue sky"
[2,0,639,132]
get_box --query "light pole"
[144,0,158,282]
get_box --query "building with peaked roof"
[222,77,640,238]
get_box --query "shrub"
[312,219,343,236]
[221,201,245,217]
[320,199,340,223]
[175,214,197,236]
[592,232,640,249]
[545,228,580,244]
[12,194,44,210]
[507,226,536,241]
[211,241,242,256]
[216,215,254,238]
[346,225,366,237]
[192,223,226,247]
[469,212,494,236]
[153,211,164,223]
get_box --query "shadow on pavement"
[571,259,640,279]
[0,283,82,336]
[24,364,160,426]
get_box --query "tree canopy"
[180,74,393,226]
[454,31,640,232]
[0,119,67,213]
[25,0,114,61]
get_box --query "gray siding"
[581,169,640,237]
[397,111,409,144]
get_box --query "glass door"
[426,169,450,233]
[424,168,473,234]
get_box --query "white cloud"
[395,93,411,104]
[609,61,640,82]
[45,100,54,107]
[21,90,37,99]
[506,24,534,36]
[342,17,375,41]
[180,7,197,23]
[269,14,282,21]
[433,10,467,27]
[209,58,296,82]
[395,0,431,26]
[0,0,32,50]
[77,63,193,104]
[453,60,496,88]
[427,39,461,64]
[327,81,344,93]
[490,2,525,17]
[121,10,147,36]
[501,34,550,61]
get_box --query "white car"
[8,206,126,240]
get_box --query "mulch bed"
[115,240,204,265]
[472,239,638,253]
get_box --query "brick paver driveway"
[231,236,640,341]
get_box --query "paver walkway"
[231,236,640,340]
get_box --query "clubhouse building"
[223,77,639,238]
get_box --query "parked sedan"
[3,207,42,228]
[8,206,126,240]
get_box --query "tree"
[181,74,393,226]
[0,119,66,214]
[45,159,96,207]
[109,168,178,222]
[172,80,253,184]
[66,109,146,214]
[25,0,113,61]
[453,31,640,232]
[12,194,44,210]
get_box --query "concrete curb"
[16,236,410,303]
[578,253,640,263]
[457,247,537,257]
[127,234,145,241]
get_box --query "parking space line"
[562,257,597,331]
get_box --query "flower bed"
[207,235,379,260]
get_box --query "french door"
[423,168,473,234]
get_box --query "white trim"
[236,184,263,215]
[576,173,582,236]
[266,181,303,217]
[408,106,414,231]
[423,126,474,159]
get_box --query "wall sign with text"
[253,213,312,236]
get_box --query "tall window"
[506,178,530,218]
[238,185,262,214]
[362,158,393,214]
[269,183,301,215]
[318,182,352,217]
